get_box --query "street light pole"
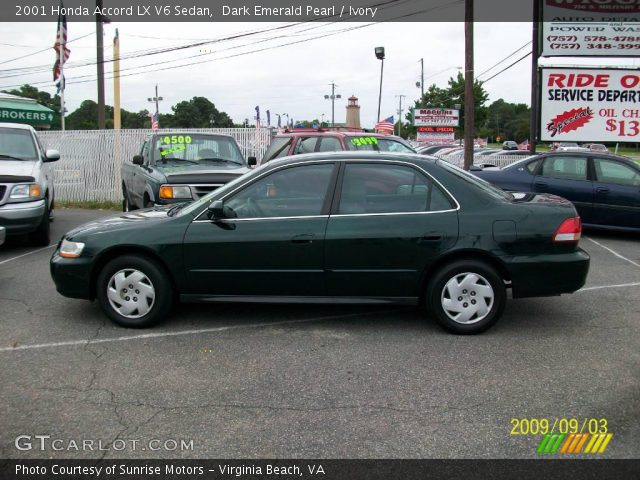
[375,47,385,122]
[395,95,406,137]
[420,58,424,99]
[324,83,341,127]
[147,85,163,125]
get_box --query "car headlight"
[10,183,42,200]
[59,239,85,258]
[159,185,192,200]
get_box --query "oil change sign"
[541,0,640,57]
[540,67,640,142]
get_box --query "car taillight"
[552,217,582,243]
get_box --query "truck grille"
[190,184,224,199]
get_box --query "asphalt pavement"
[0,209,638,459]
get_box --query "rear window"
[262,136,293,163]
[438,161,513,202]
[345,136,415,153]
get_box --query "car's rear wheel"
[96,255,172,328]
[426,260,506,334]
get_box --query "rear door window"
[541,156,588,181]
[293,137,319,154]
[594,158,640,186]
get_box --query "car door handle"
[291,234,314,244]
[534,181,548,188]
[419,233,443,243]
[596,187,610,194]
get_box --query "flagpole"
[59,38,65,131]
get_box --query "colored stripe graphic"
[584,433,613,454]
[559,433,589,454]
[537,433,565,454]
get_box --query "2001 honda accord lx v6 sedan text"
[50,152,590,334]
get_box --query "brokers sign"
[0,107,54,125]
[540,67,640,142]
[541,0,640,57]
[413,108,459,127]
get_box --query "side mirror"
[248,156,257,167]
[207,200,225,220]
[132,155,144,165]
[44,149,60,162]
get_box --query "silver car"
[0,123,60,245]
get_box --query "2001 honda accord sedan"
[50,152,590,334]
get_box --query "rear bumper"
[0,199,45,235]
[505,249,590,298]
[50,250,94,300]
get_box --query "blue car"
[472,152,640,231]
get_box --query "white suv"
[0,123,60,245]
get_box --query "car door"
[533,155,594,223]
[182,162,337,296]
[324,162,459,298]
[591,157,640,229]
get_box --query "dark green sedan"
[50,152,590,334]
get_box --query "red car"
[261,129,415,164]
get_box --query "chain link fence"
[39,128,272,202]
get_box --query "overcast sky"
[0,21,637,127]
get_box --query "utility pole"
[529,0,540,154]
[395,95,406,137]
[113,29,120,130]
[96,0,106,129]
[463,0,475,171]
[148,85,163,123]
[324,83,341,127]
[420,58,425,99]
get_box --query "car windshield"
[346,136,415,153]
[0,128,38,161]
[438,160,514,202]
[152,133,245,166]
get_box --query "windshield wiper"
[198,158,243,166]
[0,154,26,161]
[158,157,198,164]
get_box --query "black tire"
[29,197,50,246]
[122,187,136,212]
[96,255,173,328]
[425,260,506,334]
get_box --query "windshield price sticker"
[160,145,186,157]
[162,135,192,145]
[351,137,379,147]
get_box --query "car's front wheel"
[96,255,172,328]
[426,260,506,334]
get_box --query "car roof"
[149,132,234,140]
[274,131,401,139]
[264,150,437,168]
[0,123,36,131]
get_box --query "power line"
[0,32,95,66]
[482,52,532,83]
[476,41,531,79]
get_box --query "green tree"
[163,96,233,128]
[446,72,489,138]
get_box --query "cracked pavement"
[0,209,638,459]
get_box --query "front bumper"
[505,248,590,298]
[50,250,94,300]
[0,199,45,235]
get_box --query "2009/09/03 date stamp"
[510,417,608,436]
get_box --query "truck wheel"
[29,198,51,246]
[425,260,506,335]
[97,255,173,328]
[122,187,136,212]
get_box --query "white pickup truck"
[0,123,60,245]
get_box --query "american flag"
[150,112,159,131]
[53,1,70,89]
[375,116,394,135]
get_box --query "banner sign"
[0,107,54,125]
[540,67,640,142]
[413,108,459,127]
[541,0,640,57]
[416,126,455,143]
